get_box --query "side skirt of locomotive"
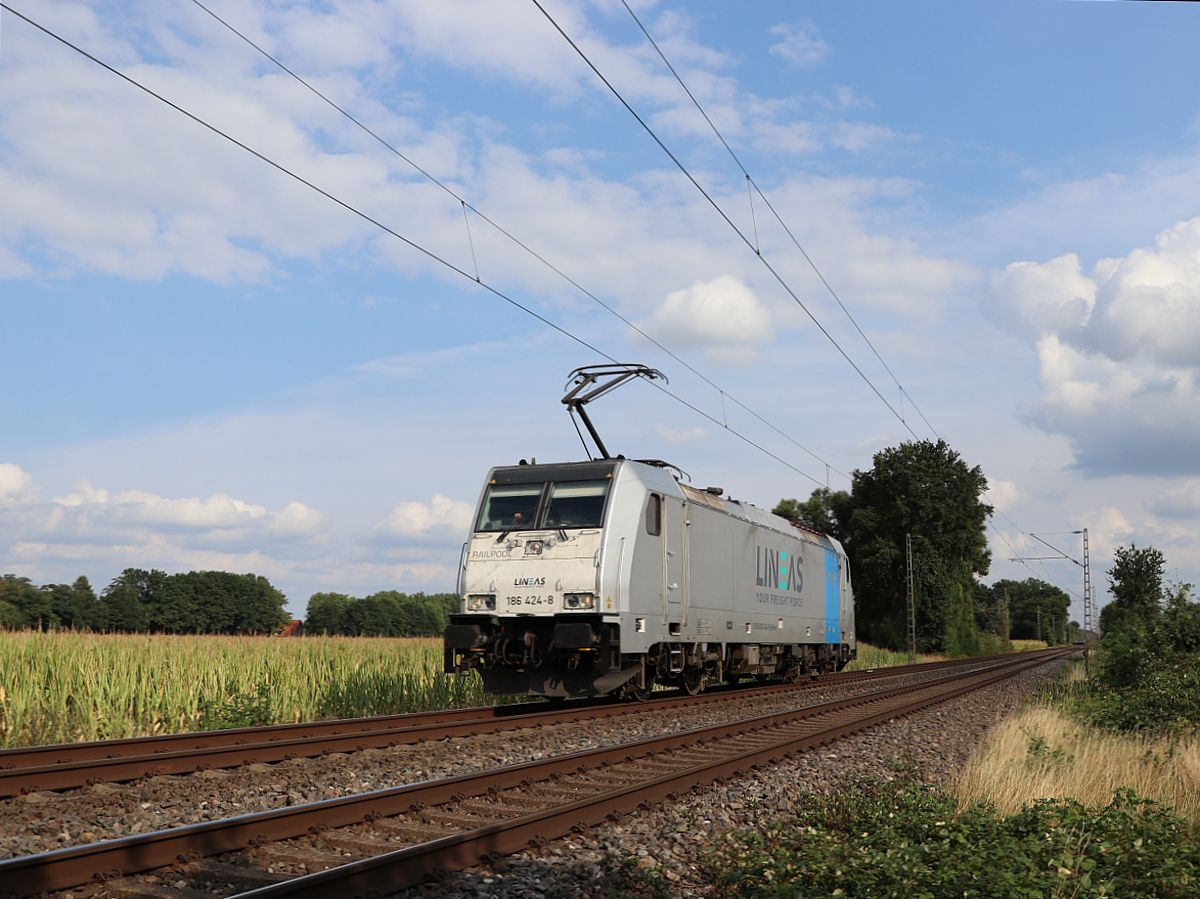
[444,614,854,699]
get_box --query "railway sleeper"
[369,820,456,843]
[420,809,507,828]
[248,845,348,874]
[100,880,213,899]
[318,833,398,855]
[178,859,289,889]
[453,798,531,818]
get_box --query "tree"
[0,574,55,629]
[1100,545,1165,634]
[843,440,992,654]
[98,583,149,632]
[0,598,22,629]
[306,592,352,634]
[149,575,206,633]
[1096,544,1167,689]
[987,578,1070,641]
[773,488,853,543]
[1159,583,1200,654]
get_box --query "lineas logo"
[755,546,803,593]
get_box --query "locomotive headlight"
[467,594,496,611]
[563,592,595,610]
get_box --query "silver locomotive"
[443,365,856,699]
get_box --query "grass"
[956,675,1200,824]
[844,641,947,670]
[0,631,1066,750]
[1010,638,1048,652]
[0,631,494,748]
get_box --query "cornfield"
[0,631,494,749]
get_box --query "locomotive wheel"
[786,664,804,684]
[682,666,705,696]
[622,677,654,702]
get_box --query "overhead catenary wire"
[1,2,831,493]
[11,3,1084,589]
[613,0,1097,603]
[531,0,921,440]
[617,0,941,441]
[185,0,849,483]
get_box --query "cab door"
[664,498,687,622]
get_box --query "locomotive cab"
[443,460,628,697]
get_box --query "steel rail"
[236,649,1073,898]
[0,653,1024,797]
[0,649,1071,897]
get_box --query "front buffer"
[444,613,639,698]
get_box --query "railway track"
[0,648,1073,898]
[0,653,1029,798]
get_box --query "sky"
[4,0,1200,623]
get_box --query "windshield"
[477,484,542,532]
[475,478,611,532]
[544,480,608,529]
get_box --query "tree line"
[304,591,459,637]
[0,570,455,638]
[775,438,1077,655]
[0,569,288,634]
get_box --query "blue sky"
[4,0,1200,622]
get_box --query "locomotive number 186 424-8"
[505,595,555,607]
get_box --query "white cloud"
[1085,218,1200,369]
[828,122,905,153]
[989,253,1095,338]
[1029,335,1200,475]
[0,463,35,507]
[53,482,266,528]
[990,217,1200,475]
[46,480,325,537]
[0,0,927,291]
[1147,481,1200,520]
[1074,506,1135,559]
[984,477,1021,514]
[767,21,829,69]
[640,275,771,356]
[993,217,1200,367]
[268,501,327,536]
[382,494,474,537]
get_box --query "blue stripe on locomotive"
[824,548,841,644]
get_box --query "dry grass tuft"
[1009,639,1048,652]
[956,703,1200,823]
[844,642,947,670]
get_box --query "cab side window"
[645,493,662,536]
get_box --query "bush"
[701,775,1199,898]
[1083,655,1200,733]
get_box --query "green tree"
[773,488,853,543]
[149,575,206,633]
[842,439,992,653]
[987,578,1070,641]
[1100,545,1165,634]
[0,574,55,629]
[98,583,149,632]
[306,592,352,634]
[0,598,22,629]
[1096,545,1167,689]
[1159,583,1200,654]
